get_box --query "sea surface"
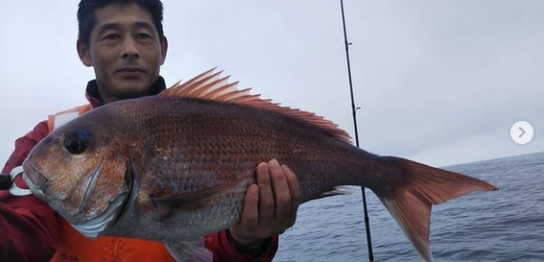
[274,152,544,262]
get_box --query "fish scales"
[120,95,365,201]
[22,69,497,262]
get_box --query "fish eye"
[64,130,90,155]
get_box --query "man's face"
[77,3,167,103]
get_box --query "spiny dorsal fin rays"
[191,77,230,98]
[215,89,253,103]
[161,69,352,143]
[183,71,223,97]
[160,69,221,98]
[177,68,216,90]
[201,82,240,100]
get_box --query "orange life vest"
[47,105,176,262]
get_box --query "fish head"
[22,109,134,237]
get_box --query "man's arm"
[0,121,60,262]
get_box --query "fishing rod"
[339,1,375,261]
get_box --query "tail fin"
[375,158,497,262]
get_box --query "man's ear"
[77,39,93,67]
[160,36,168,65]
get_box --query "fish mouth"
[22,161,49,198]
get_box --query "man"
[0,0,300,261]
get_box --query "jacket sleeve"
[205,230,279,262]
[0,121,60,262]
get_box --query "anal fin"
[165,238,213,262]
[309,186,354,201]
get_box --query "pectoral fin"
[150,177,245,220]
[165,238,212,262]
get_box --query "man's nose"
[121,38,140,59]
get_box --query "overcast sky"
[0,0,542,168]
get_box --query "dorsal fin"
[160,69,352,143]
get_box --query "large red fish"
[22,69,497,262]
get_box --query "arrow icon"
[511,121,533,145]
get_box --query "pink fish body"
[23,69,497,262]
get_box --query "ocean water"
[274,152,544,262]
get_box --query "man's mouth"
[117,67,145,78]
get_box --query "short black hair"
[77,0,164,46]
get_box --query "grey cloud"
[0,0,542,167]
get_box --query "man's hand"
[229,159,301,252]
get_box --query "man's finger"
[269,159,291,222]
[257,162,274,225]
[282,164,300,227]
[240,184,259,227]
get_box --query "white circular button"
[510,121,534,145]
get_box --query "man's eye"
[136,33,151,39]
[103,34,120,40]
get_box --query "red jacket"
[0,77,278,262]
